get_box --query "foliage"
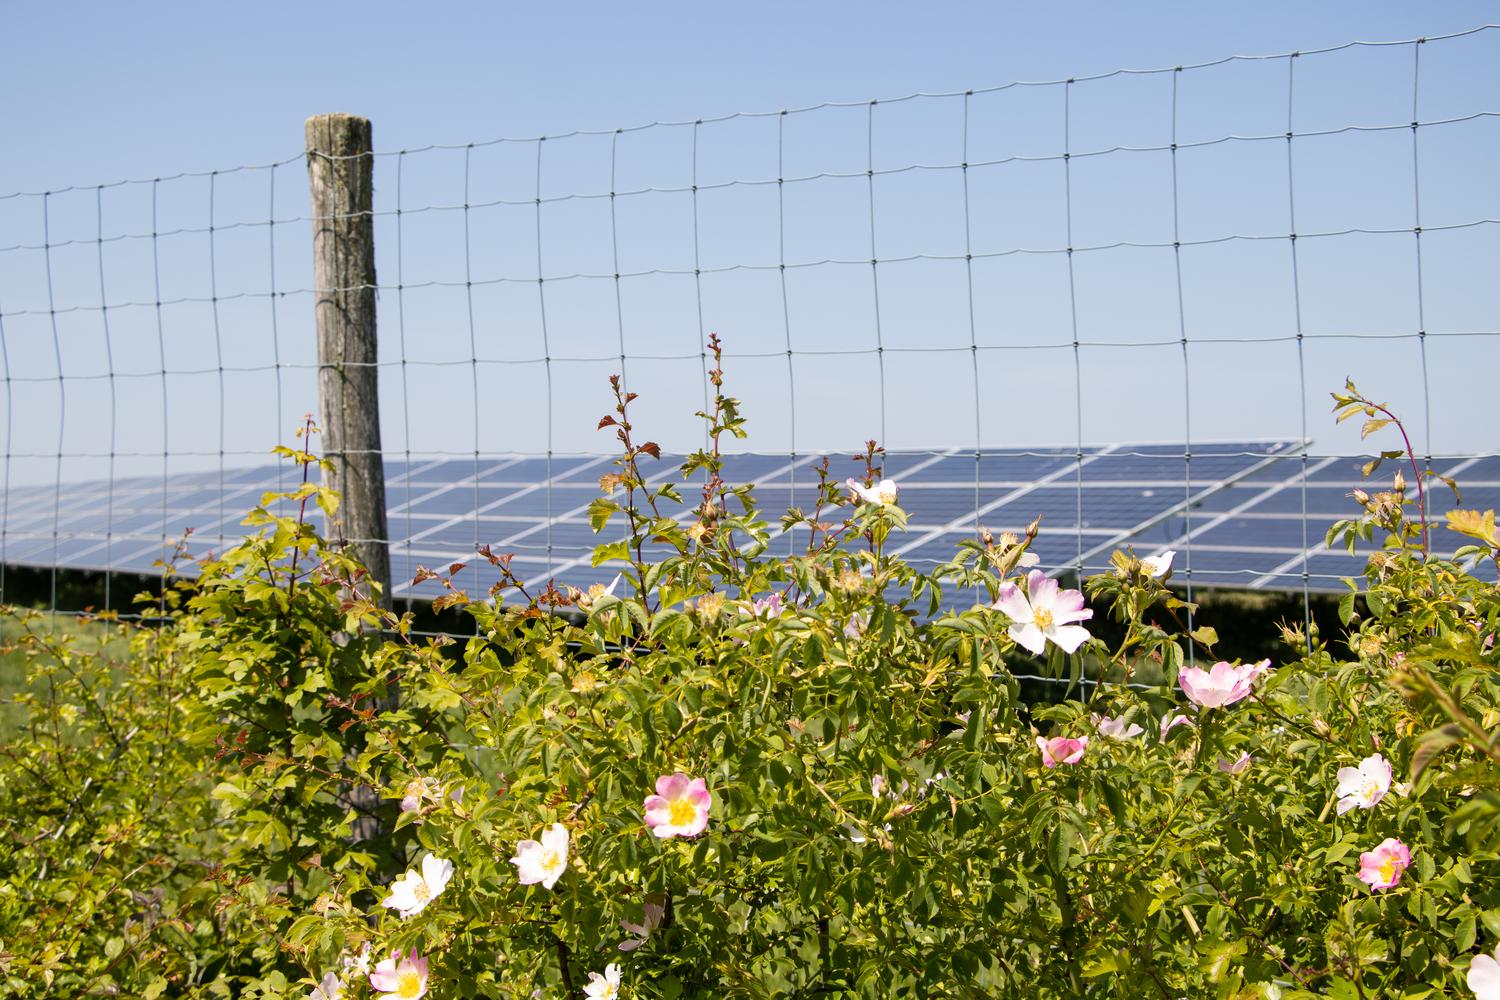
[1,370,1498,998]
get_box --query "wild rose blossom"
[619,895,665,952]
[1469,943,1500,1000]
[1178,659,1271,709]
[750,592,784,618]
[341,944,372,976]
[583,963,623,1000]
[1160,712,1193,740]
[309,971,344,1000]
[846,477,899,506]
[993,570,1094,655]
[1093,714,1144,740]
[1217,752,1253,774]
[1357,837,1411,892]
[1037,735,1088,768]
[510,823,570,890]
[1334,754,1392,814]
[369,948,429,1000]
[1141,550,1176,578]
[643,772,711,839]
[381,854,453,919]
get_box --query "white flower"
[1141,550,1176,578]
[510,822,570,890]
[992,569,1094,655]
[381,854,454,918]
[1093,714,1144,740]
[846,477,899,506]
[341,943,371,976]
[309,971,344,1000]
[583,962,623,999]
[870,774,889,799]
[1470,943,1500,1000]
[843,611,868,639]
[1334,754,1392,815]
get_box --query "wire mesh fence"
[1,25,1498,625]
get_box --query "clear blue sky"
[2,2,1497,487]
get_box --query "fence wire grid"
[1,24,1499,635]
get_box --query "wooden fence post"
[305,113,391,607]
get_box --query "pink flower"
[1356,837,1411,892]
[1178,659,1271,709]
[1469,943,1500,1000]
[618,894,665,952]
[750,592,784,617]
[643,772,711,839]
[1093,713,1144,740]
[369,948,429,1000]
[993,570,1094,655]
[1160,712,1193,740]
[1037,735,1088,768]
[1217,752,1253,774]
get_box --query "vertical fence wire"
[534,138,556,579]
[776,111,798,555]
[1285,53,1315,634]
[1410,40,1434,477]
[866,101,888,453]
[462,145,482,606]
[94,185,118,612]
[960,91,984,589]
[207,172,227,556]
[41,192,63,618]
[1063,79,1087,582]
[268,163,286,497]
[395,151,415,614]
[150,179,169,617]
[1169,67,1196,665]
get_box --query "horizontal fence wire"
[2,25,1499,644]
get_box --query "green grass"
[0,609,125,742]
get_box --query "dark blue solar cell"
[985,486,1183,531]
[1448,456,1500,481]
[1194,516,1342,550]
[1170,547,1302,582]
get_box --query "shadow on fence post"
[304,112,392,610]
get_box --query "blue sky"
[2,2,1498,487]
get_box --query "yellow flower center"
[396,969,424,999]
[1361,777,1381,801]
[1033,607,1055,631]
[668,798,698,828]
[411,880,430,903]
[541,849,562,872]
[1378,858,1397,884]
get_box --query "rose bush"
[2,365,1498,998]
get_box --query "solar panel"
[4,441,1497,611]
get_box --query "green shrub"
[2,371,1497,998]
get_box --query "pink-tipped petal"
[655,772,690,799]
[992,582,1031,623]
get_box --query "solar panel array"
[4,441,1494,613]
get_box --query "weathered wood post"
[305,113,391,607]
